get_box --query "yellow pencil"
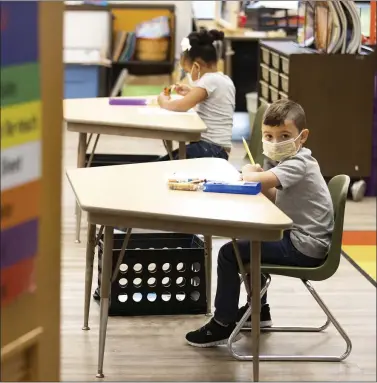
[242,137,255,165]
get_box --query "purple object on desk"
[109,98,147,106]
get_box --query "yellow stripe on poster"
[1,101,41,150]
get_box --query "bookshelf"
[64,3,176,96]
[108,4,176,89]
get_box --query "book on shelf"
[118,32,137,63]
[112,31,128,62]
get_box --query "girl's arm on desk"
[242,164,278,202]
[158,87,207,112]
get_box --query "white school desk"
[66,158,292,382]
[64,97,208,243]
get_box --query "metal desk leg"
[75,132,87,243]
[178,141,186,160]
[163,140,174,160]
[96,226,113,379]
[83,224,96,330]
[251,241,261,382]
[204,235,212,316]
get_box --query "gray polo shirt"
[270,147,334,259]
[194,72,235,149]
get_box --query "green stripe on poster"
[0,63,40,107]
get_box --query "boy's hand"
[242,164,263,174]
[175,83,191,96]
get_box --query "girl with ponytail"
[158,28,235,160]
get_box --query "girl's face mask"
[262,132,303,162]
[187,62,201,85]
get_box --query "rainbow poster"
[1,2,41,306]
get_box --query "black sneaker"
[185,318,242,348]
[236,303,273,328]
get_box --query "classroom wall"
[109,0,193,58]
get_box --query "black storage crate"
[85,153,160,168]
[94,233,207,316]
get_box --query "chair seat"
[243,260,330,281]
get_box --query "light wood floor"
[61,131,376,381]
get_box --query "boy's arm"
[243,171,279,202]
[158,88,207,112]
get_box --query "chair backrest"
[320,175,351,279]
[248,103,268,166]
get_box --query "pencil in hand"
[242,137,255,165]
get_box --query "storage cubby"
[258,40,376,178]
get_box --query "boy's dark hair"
[263,99,307,132]
[182,28,224,64]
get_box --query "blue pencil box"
[203,182,261,195]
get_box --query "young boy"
[185,99,334,347]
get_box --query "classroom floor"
[61,130,376,382]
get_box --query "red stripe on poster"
[1,256,36,307]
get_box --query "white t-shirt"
[194,72,235,149]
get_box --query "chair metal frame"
[227,175,353,362]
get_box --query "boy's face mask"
[262,132,303,162]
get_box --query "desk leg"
[251,241,261,382]
[178,141,186,160]
[163,140,174,160]
[75,132,87,243]
[204,235,212,315]
[96,226,113,379]
[83,223,96,331]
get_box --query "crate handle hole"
[191,277,200,287]
[162,263,172,273]
[118,294,128,303]
[119,264,128,274]
[147,293,157,302]
[176,277,186,287]
[148,263,157,273]
[191,262,201,272]
[133,278,142,288]
[176,292,186,302]
[133,263,143,273]
[190,291,200,302]
[147,277,157,287]
[162,292,171,302]
[162,277,171,287]
[176,262,186,272]
[132,293,143,303]
[119,278,128,288]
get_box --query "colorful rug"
[342,231,376,286]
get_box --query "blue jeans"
[214,230,324,324]
[159,140,229,161]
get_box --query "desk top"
[64,97,207,134]
[66,158,292,235]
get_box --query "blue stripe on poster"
[0,1,39,68]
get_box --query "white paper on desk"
[137,108,195,115]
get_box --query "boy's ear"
[300,129,309,144]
